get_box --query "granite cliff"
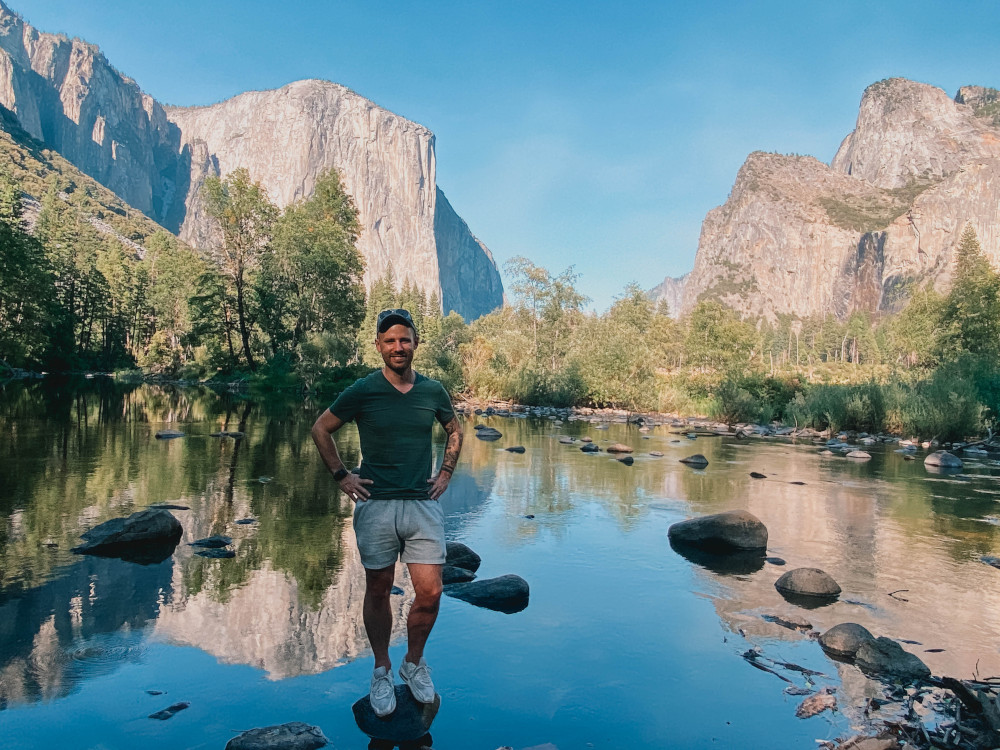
[655,78,1000,320]
[647,274,687,318]
[0,2,502,320]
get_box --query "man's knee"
[365,565,395,602]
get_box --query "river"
[0,378,997,749]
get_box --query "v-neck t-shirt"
[329,370,455,500]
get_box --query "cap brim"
[377,315,416,333]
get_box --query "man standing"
[311,308,463,717]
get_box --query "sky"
[10,0,1000,311]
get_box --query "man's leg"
[403,562,442,665]
[363,565,396,670]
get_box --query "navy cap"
[377,308,417,335]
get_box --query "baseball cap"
[377,308,417,335]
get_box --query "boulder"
[155,429,185,439]
[606,443,633,453]
[441,565,476,584]
[846,450,871,460]
[226,722,329,750]
[819,623,875,659]
[475,427,502,441]
[775,568,841,600]
[667,510,768,551]
[679,454,709,467]
[444,541,481,573]
[352,686,440,741]
[580,436,593,443]
[580,443,600,453]
[854,637,931,681]
[504,446,526,453]
[924,450,962,469]
[72,509,182,559]
[444,574,529,613]
[617,456,634,466]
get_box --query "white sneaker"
[399,657,435,703]
[369,666,396,717]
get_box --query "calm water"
[0,379,999,749]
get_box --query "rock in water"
[445,541,481,573]
[819,623,875,659]
[580,443,600,453]
[606,443,634,453]
[617,456,634,466]
[352,686,440,741]
[475,427,502,441]
[189,535,232,548]
[505,446,526,453]
[558,437,575,444]
[72,509,182,560]
[667,510,768,551]
[444,574,529,613]
[749,471,766,479]
[924,450,962,469]
[149,701,190,720]
[155,429,185,439]
[649,451,664,457]
[226,721,329,750]
[441,565,476,584]
[854,637,931,681]
[775,568,842,602]
[795,688,837,718]
[846,450,871,460]
[679,454,709,467]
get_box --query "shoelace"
[408,663,432,687]
[372,673,393,699]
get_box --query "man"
[311,308,463,717]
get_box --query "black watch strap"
[333,468,349,481]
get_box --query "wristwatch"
[333,468,349,482]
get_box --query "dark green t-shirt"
[329,370,455,500]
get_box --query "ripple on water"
[65,635,148,681]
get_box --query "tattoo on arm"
[441,416,463,472]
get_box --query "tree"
[938,224,1000,360]
[683,300,757,371]
[202,168,278,371]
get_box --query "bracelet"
[439,465,455,475]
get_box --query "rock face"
[665,78,1000,320]
[647,274,688,318]
[854,637,931,681]
[0,3,503,321]
[667,510,768,551]
[819,622,876,658]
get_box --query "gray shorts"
[352,499,446,569]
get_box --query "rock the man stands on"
[311,308,463,717]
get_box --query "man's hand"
[340,473,374,503]
[427,470,451,500]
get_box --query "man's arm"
[311,409,373,502]
[427,415,463,501]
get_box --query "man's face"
[376,324,418,374]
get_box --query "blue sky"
[11,0,1000,311]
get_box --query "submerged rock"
[72,509,182,560]
[189,535,232,548]
[352,686,440,741]
[775,568,841,601]
[226,721,329,750]
[149,701,190,720]
[854,637,931,681]
[445,541,481,573]
[819,623,875,659]
[667,510,768,551]
[679,454,709,467]
[924,450,962,469]
[750,471,766,479]
[795,687,837,718]
[617,455,634,466]
[155,429,185,439]
[444,574,529,613]
[558,437,575,444]
[606,443,634,453]
[504,446,526,453]
[441,565,476,584]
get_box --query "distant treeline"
[1,164,998,439]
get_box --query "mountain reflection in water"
[1,379,999,750]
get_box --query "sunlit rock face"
[0,2,503,321]
[676,79,1000,319]
[647,274,687,318]
[154,526,411,680]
